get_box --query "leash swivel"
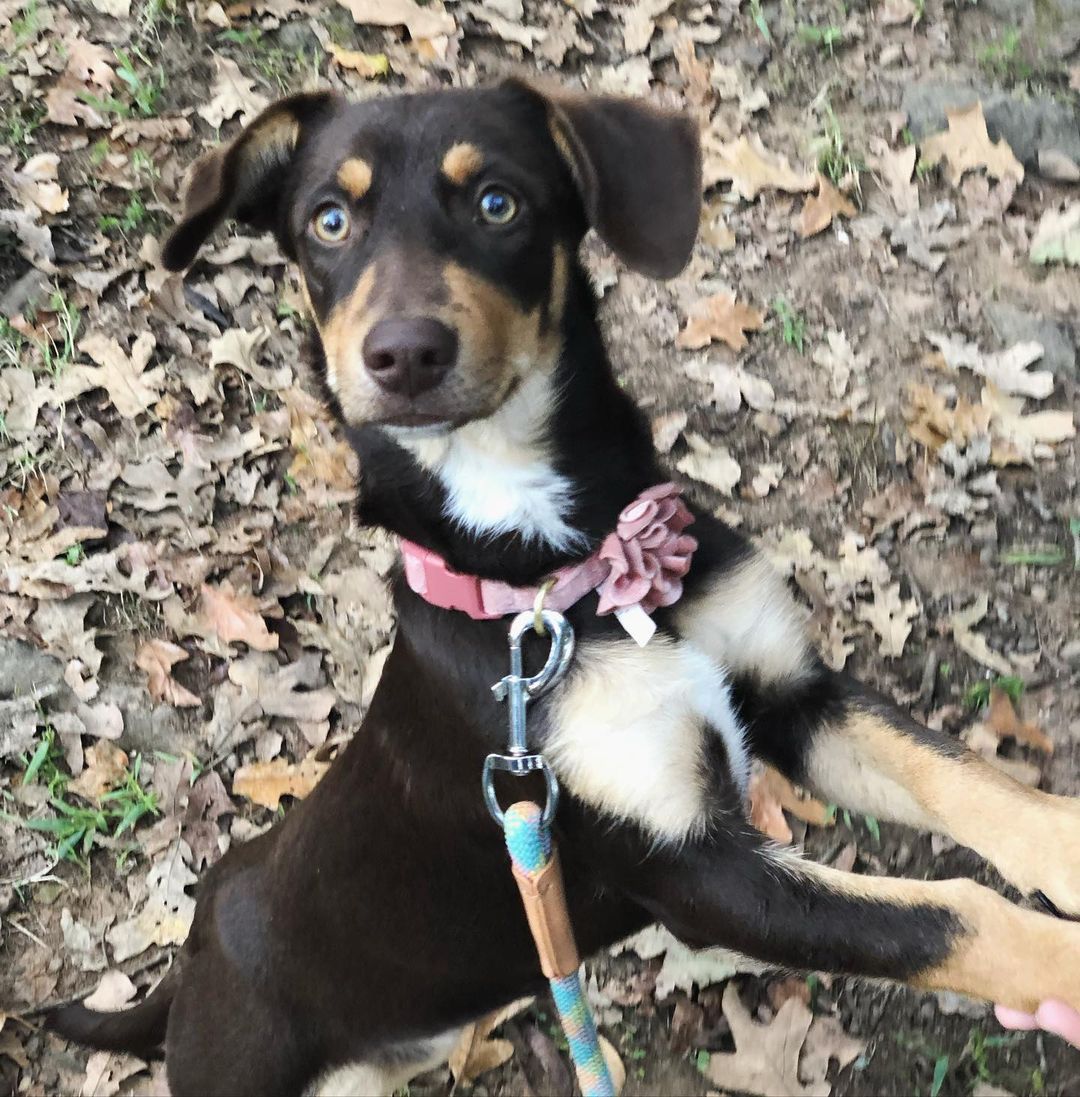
[482,609,616,1097]
[482,608,574,828]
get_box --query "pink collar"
[399,483,698,634]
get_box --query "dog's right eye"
[311,204,351,244]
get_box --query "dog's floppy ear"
[540,87,702,279]
[161,91,339,272]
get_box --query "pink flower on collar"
[595,483,698,616]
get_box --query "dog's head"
[162,81,701,432]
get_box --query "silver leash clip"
[482,609,575,827]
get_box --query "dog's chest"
[541,634,748,842]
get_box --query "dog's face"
[162,82,701,432]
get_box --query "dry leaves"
[749,763,834,844]
[325,44,390,78]
[798,174,857,238]
[136,639,200,708]
[1029,203,1080,266]
[677,292,765,351]
[675,433,741,495]
[926,335,1053,399]
[5,154,69,215]
[67,742,129,802]
[950,595,1014,678]
[198,55,268,129]
[619,924,763,998]
[107,842,197,962]
[448,998,533,1085]
[705,134,815,198]
[51,333,163,419]
[232,752,330,810]
[855,582,918,658]
[199,582,279,652]
[336,0,456,40]
[705,984,864,1097]
[868,139,919,213]
[921,102,1024,187]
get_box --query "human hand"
[996,1001,1080,1048]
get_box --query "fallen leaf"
[982,385,1075,466]
[325,43,390,77]
[675,433,741,495]
[209,326,291,390]
[750,462,783,499]
[799,1014,867,1087]
[448,997,533,1085]
[83,971,138,1012]
[982,686,1053,753]
[651,410,687,454]
[198,55,268,129]
[812,329,865,399]
[107,841,196,961]
[921,102,1024,187]
[856,582,918,658]
[904,383,992,452]
[950,595,1014,678]
[705,133,815,198]
[617,0,672,54]
[684,358,774,413]
[5,154,69,215]
[750,764,834,844]
[199,582,279,652]
[135,639,200,708]
[66,38,117,88]
[81,1050,146,1096]
[926,334,1053,399]
[868,139,918,213]
[878,0,917,25]
[798,173,857,238]
[618,924,763,998]
[51,333,163,419]
[677,292,764,351]
[68,741,129,802]
[232,752,330,809]
[749,765,793,843]
[1029,203,1080,267]
[336,0,455,40]
[706,985,828,1097]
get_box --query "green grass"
[772,297,806,353]
[64,543,85,566]
[965,674,1025,711]
[1001,544,1066,566]
[32,289,80,378]
[99,192,153,238]
[978,28,1032,84]
[1,100,45,147]
[748,0,771,42]
[797,23,844,53]
[79,47,165,120]
[10,727,159,866]
[813,102,863,187]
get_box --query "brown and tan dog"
[48,80,1080,1095]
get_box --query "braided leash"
[483,610,614,1096]
[503,802,614,1097]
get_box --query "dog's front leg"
[590,821,1080,1014]
[788,675,1080,918]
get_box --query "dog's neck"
[342,268,661,586]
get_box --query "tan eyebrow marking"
[336,157,373,200]
[441,142,484,186]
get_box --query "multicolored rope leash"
[482,609,615,1097]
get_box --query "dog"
[48,79,1080,1095]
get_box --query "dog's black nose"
[362,318,458,397]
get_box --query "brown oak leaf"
[136,639,200,708]
[68,741,128,802]
[921,102,1024,187]
[798,173,857,238]
[705,133,815,198]
[677,292,764,351]
[232,752,330,810]
[199,582,279,652]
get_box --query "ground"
[1,0,1079,1094]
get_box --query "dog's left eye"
[477,187,518,226]
[311,204,351,243]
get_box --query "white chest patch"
[398,375,586,553]
[545,636,749,843]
